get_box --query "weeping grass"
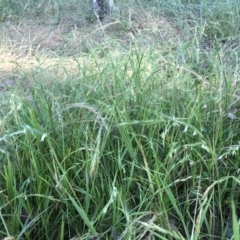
[0,0,240,239]
[0,45,239,239]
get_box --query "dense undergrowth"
[0,0,240,239]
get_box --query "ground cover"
[0,0,240,239]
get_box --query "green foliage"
[0,0,240,239]
[0,0,23,20]
[0,0,91,22]
[0,46,240,238]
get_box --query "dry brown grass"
[0,5,180,84]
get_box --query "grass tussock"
[0,0,240,239]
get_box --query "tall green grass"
[0,0,240,239]
[0,45,240,239]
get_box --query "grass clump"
[1,47,240,239]
[0,0,240,239]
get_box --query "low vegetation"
[0,0,240,239]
